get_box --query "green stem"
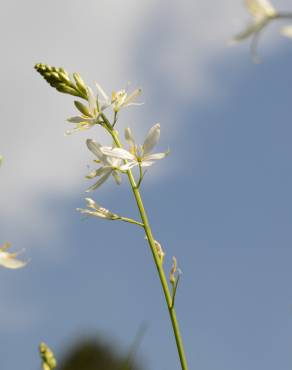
[136,163,143,188]
[119,216,144,227]
[107,127,188,370]
[276,12,292,20]
[171,274,181,309]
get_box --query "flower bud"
[34,63,87,99]
[39,342,57,370]
[73,72,88,96]
[169,256,177,284]
[74,100,91,116]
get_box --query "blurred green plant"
[58,337,143,370]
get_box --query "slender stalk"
[105,126,188,370]
[119,216,144,227]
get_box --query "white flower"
[233,0,277,43]
[77,198,120,220]
[95,82,142,113]
[246,0,276,19]
[100,124,169,170]
[232,0,292,61]
[0,243,28,269]
[66,87,105,135]
[281,25,292,38]
[85,139,122,191]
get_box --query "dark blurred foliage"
[58,337,144,370]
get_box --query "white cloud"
[1,0,291,242]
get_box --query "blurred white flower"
[77,198,120,220]
[0,243,28,269]
[95,82,142,113]
[101,124,169,170]
[246,0,276,18]
[281,25,292,38]
[233,0,292,61]
[233,0,277,43]
[86,139,122,191]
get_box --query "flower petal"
[119,161,138,171]
[144,152,169,161]
[86,167,108,179]
[281,25,292,38]
[77,199,119,220]
[140,161,154,167]
[77,208,107,218]
[67,116,88,123]
[101,147,135,160]
[232,19,268,42]
[123,88,142,106]
[85,170,111,192]
[0,252,27,269]
[0,242,11,252]
[112,171,122,184]
[143,123,160,155]
[245,0,276,19]
[86,139,106,161]
[95,82,109,102]
[87,87,97,115]
[125,128,136,152]
[65,123,93,135]
[85,197,99,210]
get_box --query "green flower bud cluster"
[34,63,87,99]
[39,342,57,370]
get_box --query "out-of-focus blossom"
[281,25,292,38]
[0,243,28,269]
[232,0,292,61]
[233,0,276,42]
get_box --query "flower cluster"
[35,64,169,223]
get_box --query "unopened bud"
[74,100,91,116]
[39,342,57,370]
[55,83,80,97]
[73,72,88,96]
[144,236,165,264]
[170,256,177,284]
[34,63,86,99]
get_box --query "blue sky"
[1,1,292,369]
